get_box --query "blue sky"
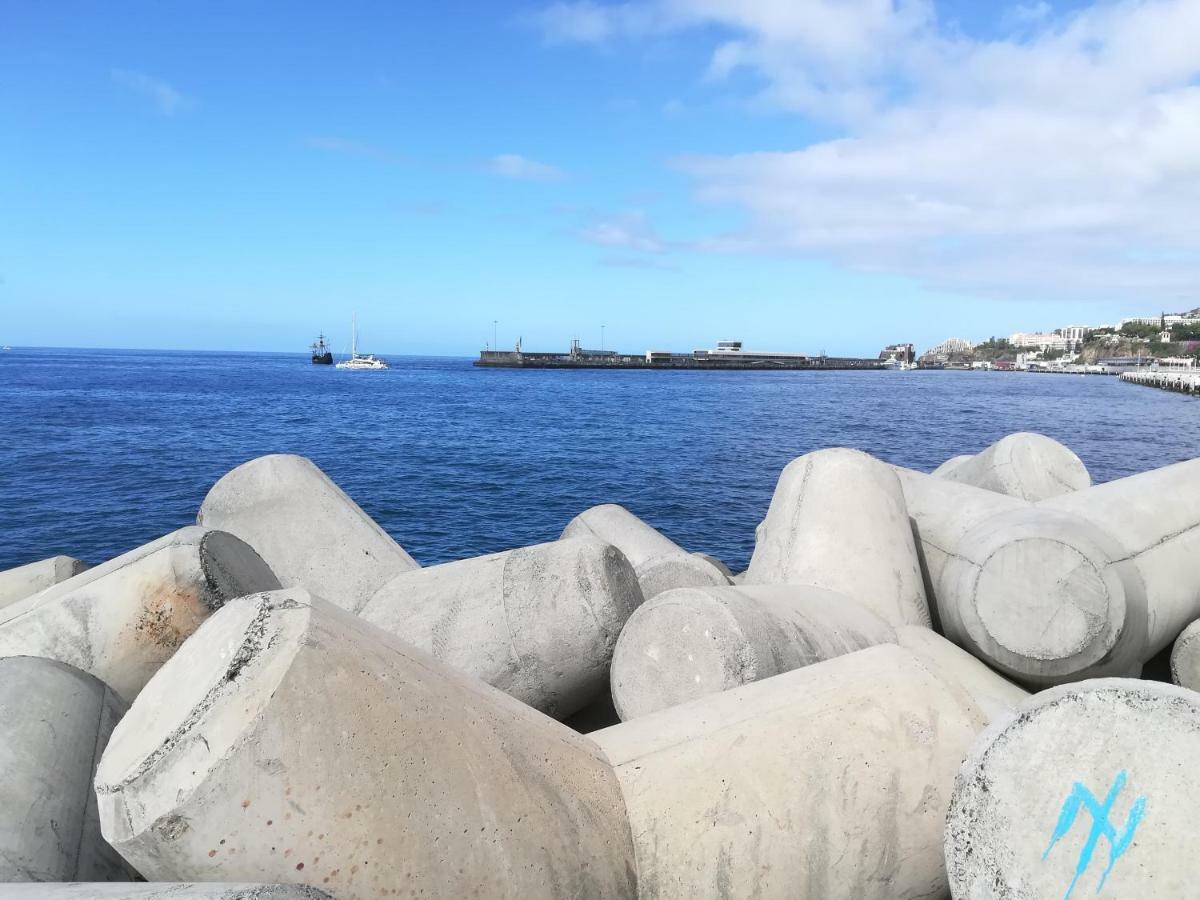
[3,1,1197,356]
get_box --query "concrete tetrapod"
[95,589,637,899]
[561,504,728,599]
[945,679,1200,899]
[936,431,1091,500]
[936,505,1146,686]
[609,583,895,719]
[0,527,280,702]
[197,454,418,613]
[593,644,987,900]
[1042,456,1200,658]
[0,657,137,883]
[360,537,644,718]
[1170,618,1200,691]
[744,448,932,628]
[0,555,89,610]
[0,887,332,899]
[933,457,1200,686]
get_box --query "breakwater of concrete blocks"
[1121,368,1200,396]
[2,432,1198,898]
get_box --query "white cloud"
[487,154,568,181]
[532,0,1200,302]
[111,69,186,114]
[580,210,665,252]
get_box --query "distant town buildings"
[1009,332,1071,351]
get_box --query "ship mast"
[351,313,358,358]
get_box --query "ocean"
[2,347,1198,573]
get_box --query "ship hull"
[311,352,333,365]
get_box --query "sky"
[2,0,1198,356]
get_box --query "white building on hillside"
[1010,332,1070,351]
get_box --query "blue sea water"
[2,347,1199,573]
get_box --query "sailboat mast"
[352,313,358,358]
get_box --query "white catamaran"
[336,314,388,370]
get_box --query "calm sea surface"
[2,347,1199,573]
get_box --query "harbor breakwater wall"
[1121,368,1200,396]
[2,434,1199,898]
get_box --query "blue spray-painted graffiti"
[1042,770,1147,900]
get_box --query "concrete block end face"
[1170,619,1200,690]
[637,552,730,599]
[611,587,750,720]
[938,508,1145,685]
[197,531,282,610]
[945,678,1200,900]
[96,588,637,896]
[95,590,307,846]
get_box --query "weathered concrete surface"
[937,506,1146,686]
[894,625,1027,724]
[937,432,1091,500]
[745,449,931,628]
[0,527,279,702]
[0,657,136,883]
[96,589,637,899]
[359,537,643,718]
[593,644,987,900]
[1171,618,1200,691]
[931,454,972,477]
[1043,456,1200,656]
[610,584,895,719]
[197,454,418,613]
[562,504,728,599]
[0,886,332,899]
[0,556,89,610]
[946,678,1200,899]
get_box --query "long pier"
[1121,369,1200,396]
[475,349,885,371]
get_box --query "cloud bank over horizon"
[531,0,1200,303]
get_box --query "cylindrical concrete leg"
[0,527,280,702]
[1170,618,1200,691]
[1043,457,1200,655]
[946,679,1200,899]
[0,555,89,610]
[745,448,932,628]
[0,887,332,899]
[937,432,1091,500]
[938,507,1147,686]
[359,537,644,718]
[561,503,728,599]
[593,644,988,900]
[0,657,137,883]
[95,589,637,898]
[198,454,419,613]
[610,584,895,719]
[894,625,1026,724]
[891,466,1026,604]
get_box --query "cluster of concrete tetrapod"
[2,433,1199,899]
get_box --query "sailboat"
[335,315,388,370]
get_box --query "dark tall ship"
[310,334,333,365]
